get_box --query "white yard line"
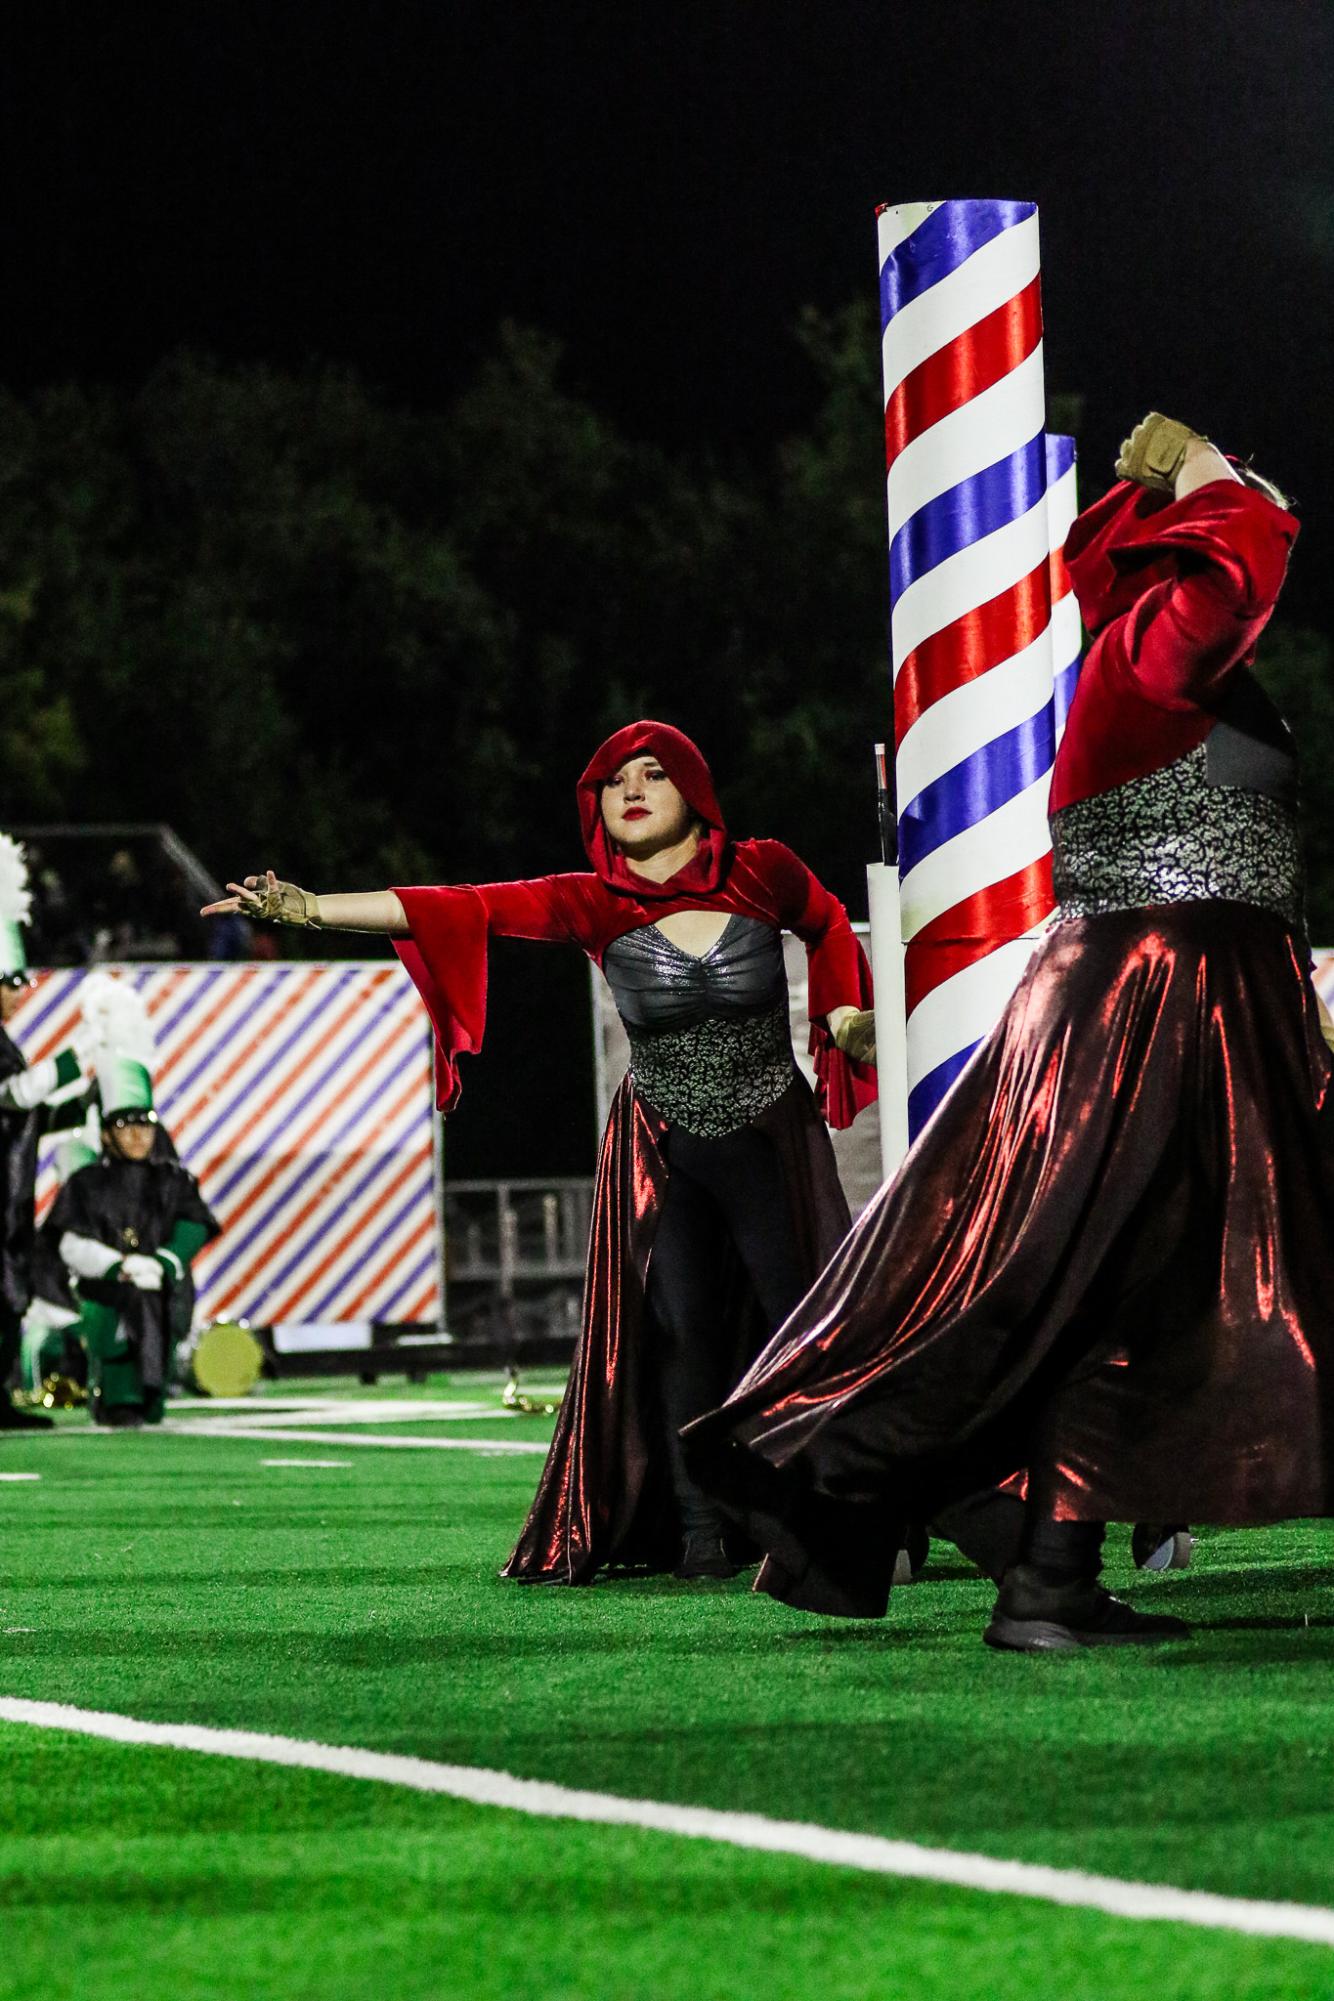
[1,1698,1331,1947]
[261,1459,352,1469]
[167,1400,503,1428]
[160,1424,549,1454]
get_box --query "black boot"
[891,1522,931,1586]
[0,1395,53,1432]
[91,1397,144,1430]
[1132,1523,1194,1572]
[674,1533,745,1580]
[985,1561,1191,1652]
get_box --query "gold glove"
[832,1008,877,1066]
[246,875,322,927]
[1316,993,1334,1056]
[1114,413,1207,493]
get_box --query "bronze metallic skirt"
[503,1071,850,1585]
[686,903,1334,1617]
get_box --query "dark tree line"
[0,308,1329,930]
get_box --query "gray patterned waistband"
[1052,745,1304,929]
[627,1000,796,1138]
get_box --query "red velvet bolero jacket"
[393,839,876,1127]
[1052,479,1300,815]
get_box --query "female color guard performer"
[686,415,1334,1651]
[205,722,876,1583]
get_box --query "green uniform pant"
[80,1299,176,1424]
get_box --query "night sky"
[4,2,1330,1176]
[5,2,1331,619]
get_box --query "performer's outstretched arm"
[1109,419,1297,712]
[202,871,406,933]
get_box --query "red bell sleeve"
[1115,482,1299,713]
[393,878,582,1111]
[1054,481,1300,813]
[749,841,877,1131]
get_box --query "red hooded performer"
[684,418,1334,1651]
[388,721,875,1583]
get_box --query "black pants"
[0,1303,20,1399]
[646,1122,809,1537]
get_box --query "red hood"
[1065,476,1299,639]
[577,721,729,899]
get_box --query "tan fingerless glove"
[1114,413,1207,493]
[832,1008,877,1066]
[250,878,323,927]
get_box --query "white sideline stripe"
[160,1424,549,1455]
[0,1472,41,1483]
[2,1699,1332,1948]
[262,1459,352,1469]
[170,1399,499,1428]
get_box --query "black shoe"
[0,1398,54,1432]
[674,1534,745,1580]
[92,1401,145,1430]
[1132,1523,1194,1572]
[891,1522,931,1586]
[984,1570,1191,1653]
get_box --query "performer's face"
[601,757,695,855]
[107,1121,156,1163]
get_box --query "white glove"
[71,1024,100,1068]
[0,1056,61,1112]
[120,1254,164,1292]
[60,1231,123,1281]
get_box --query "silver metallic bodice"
[603,914,787,1028]
[1051,742,1304,929]
[603,916,795,1137]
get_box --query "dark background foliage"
[0,3,1329,1170]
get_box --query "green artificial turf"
[0,1415,1332,1999]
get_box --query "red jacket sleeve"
[393,878,581,1111]
[750,841,877,1131]
[1053,482,1300,813]
[1105,482,1298,714]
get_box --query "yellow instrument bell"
[189,1321,265,1399]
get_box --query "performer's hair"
[1236,462,1294,511]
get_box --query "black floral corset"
[1051,729,1304,931]
[602,914,796,1138]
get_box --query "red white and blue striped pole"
[1046,432,1081,739]
[875,198,1062,1142]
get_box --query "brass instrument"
[12,1375,87,1411]
[502,1368,562,1417]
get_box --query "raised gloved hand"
[235,868,318,928]
[120,1253,165,1292]
[206,869,322,927]
[1115,413,1208,493]
[831,1008,877,1066]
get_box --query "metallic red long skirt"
[686,903,1334,1618]
[503,1072,851,1584]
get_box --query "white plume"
[0,835,32,927]
[78,970,156,1064]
